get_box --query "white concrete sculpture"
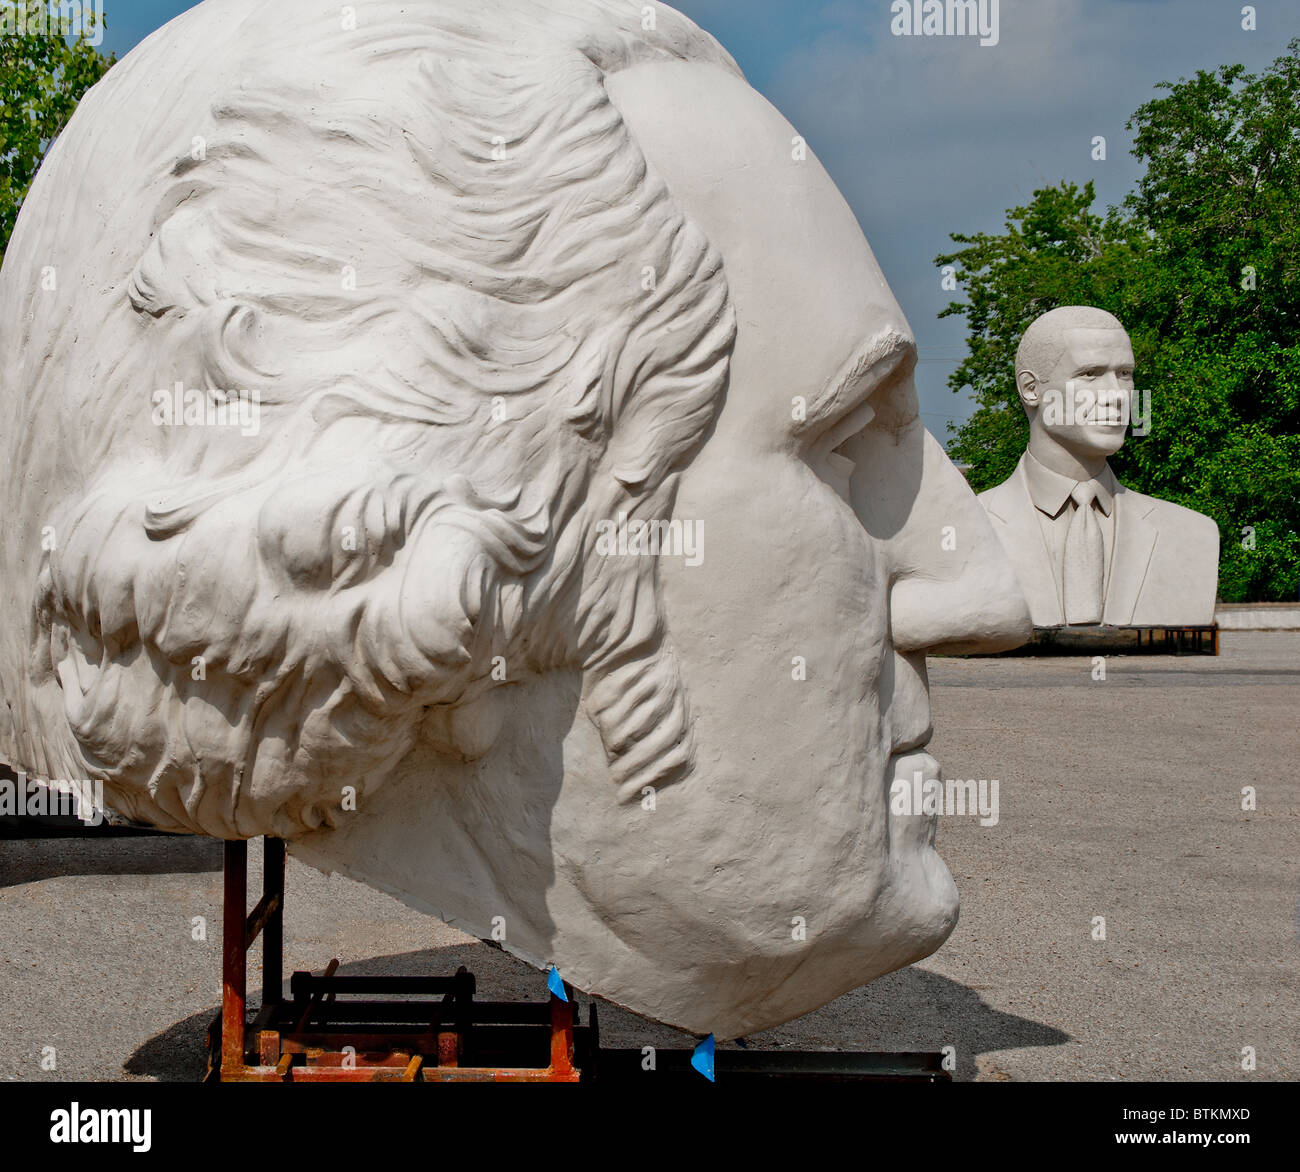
[0,0,1032,1037]
[979,307,1219,628]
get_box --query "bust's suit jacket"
[978,454,1219,627]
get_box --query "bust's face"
[297,61,1030,1036]
[1033,327,1135,458]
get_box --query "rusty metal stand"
[209,836,948,1083]
[210,837,579,1082]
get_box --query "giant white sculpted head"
[0,0,1031,1036]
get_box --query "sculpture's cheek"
[539,446,930,1034]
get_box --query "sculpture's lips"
[889,749,941,785]
[887,728,938,812]
[890,726,933,756]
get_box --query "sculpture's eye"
[821,439,857,504]
[805,404,873,509]
[802,385,877,509]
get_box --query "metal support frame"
[1133,625,1220,655]
[210,836,949,1083]
[984,623,1221,657]
[211,836,579,1082]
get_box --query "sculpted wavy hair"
[1,0,739,836]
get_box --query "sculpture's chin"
[553,855,959,1040]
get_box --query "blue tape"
[691,1034,715,1082]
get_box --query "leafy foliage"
[1,0,114,258]
[940,40,1300,601]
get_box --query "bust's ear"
[1016,369,1040,409]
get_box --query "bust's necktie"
[1063,482,1104,624]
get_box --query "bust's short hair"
[0,0,740,835]
[1015,305,1126,392]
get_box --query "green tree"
[939,40,1300,602]
[1,0,114,258]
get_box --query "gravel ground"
[1,631,1295,1082]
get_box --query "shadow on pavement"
[790,965,1074,1081]
[0,835,223,887]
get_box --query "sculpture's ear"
[1016,368,1040,410]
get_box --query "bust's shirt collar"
[1023,450,1116,518]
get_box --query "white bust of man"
[0,0,1032,1037]
[979,306,1219,628]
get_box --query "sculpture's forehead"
[607,61,914,418]
[1060,328,1135,364]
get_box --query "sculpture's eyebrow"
[1069,349,1133,371]
[794,327,917,440]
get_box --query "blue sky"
[96,0,1295,442]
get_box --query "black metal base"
[983,624,1219,657]
[587,1041,950,1082]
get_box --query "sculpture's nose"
[883,423,1030,657]
[843,373,1031,657]
[857,394,1029,660]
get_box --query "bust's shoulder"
[1116,483,1219,549]
[976,462,1026,511]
